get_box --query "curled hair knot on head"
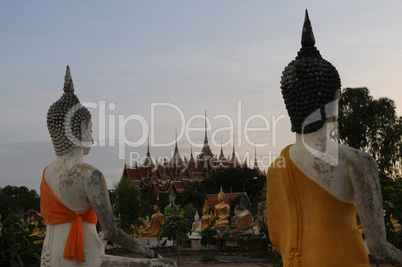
[280,10,341,134]
[47,66,91,156]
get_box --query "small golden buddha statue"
[140,197,165,238]
[214,187,230,227]
[201,201,212,230]
[132,216,149,238]
[391,215,401,232]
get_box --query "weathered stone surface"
[42,66,175,266]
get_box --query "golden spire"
[218,186,225,198]
[171,128,184,166]
[204,110,208,144]
[203,200,209,212]
[189,145,195,162]
[144,134,155,167]
[175,128,178,150]
[198,110,214,160]
[232,136,235,156]
[219,138,226,160]
[147,134,150,157]
[254,146,258,166]
[253,146,261,173]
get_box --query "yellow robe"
[267,145,369,266]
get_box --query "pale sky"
[1,1,402,192]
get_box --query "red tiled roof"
[126,168,141,181]
[137,167,149,178]
[182,179,191,187]
[173,180,184,192]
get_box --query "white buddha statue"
[41,66,174,266]
[189,211,201,237]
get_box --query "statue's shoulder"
[75,163,104,179]
[339,144,375,163]
[338,144,377,174]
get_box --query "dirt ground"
[109,248,394,266]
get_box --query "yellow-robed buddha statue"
[214,187,230,227]
[267,10,402,266]
[233,196,253,232]
[140,197,165,238]
[391,215,401,232]
[200,201,212,231]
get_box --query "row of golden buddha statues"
[4,188,401,242]
[134,187,255,239]
[198,187,255,235]
[0,186,254,245]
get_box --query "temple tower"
[170,129,184,166]
[143,136,155,168]
[198,111,214,161]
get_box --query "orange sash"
[40,167,98,262]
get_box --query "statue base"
[220,234,264,251]
[187,236,216,251]
[215,226,228,234]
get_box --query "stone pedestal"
[215,226,227,234]
[188,237,216,251]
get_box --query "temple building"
[120,113,264,194]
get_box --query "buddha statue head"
[154,205,160,213]
[194,211,200,221]
[239,195,248,211]
[218,186,225,203]
[280,10,341,134]
[202,201,209,215]
[154,195,161,213]
[168,190,176,206]
[47,66,92,156]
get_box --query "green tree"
[380,172,402,248]
[182,203,197,230]
[111,179,148,234]
[339,87,402,176]
[338,87,402,247]
[176,180,207,211]
[200,216,218,257]
[0,214,42,267]
[0,186,40,220]
[204,168,264,195]
[158,206,189,267]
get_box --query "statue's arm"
[224,205,230,219]
[349,154,402,266]
[83,170,162,259]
